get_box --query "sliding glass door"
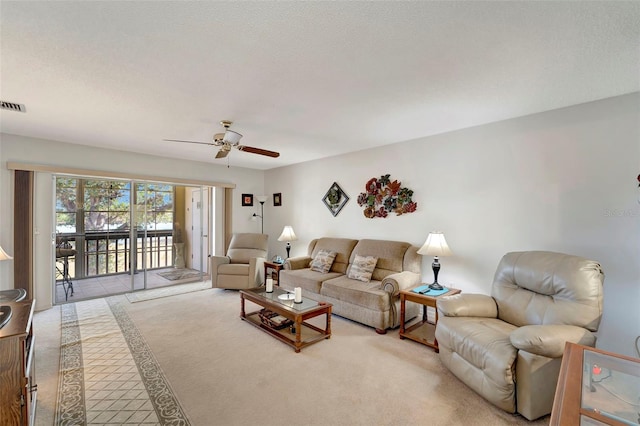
[133,182,177,290]
[54,177,133,302]
[54,177,212,303]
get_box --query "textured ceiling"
[1,1,639,170]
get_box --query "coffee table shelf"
[240,287,332,353]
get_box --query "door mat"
[157,269,204,281]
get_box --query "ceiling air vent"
[0,101,26,113]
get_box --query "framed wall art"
[322,182,349,217]
[273,193,282,206]
[242,193,254,207]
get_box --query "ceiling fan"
[164,120,280,159]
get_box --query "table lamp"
[417,232,452,290]
[277,226,297,258]
[0,246,13,261]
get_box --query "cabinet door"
[24,334,37,426]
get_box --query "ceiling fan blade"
[163,139,217,146]
[237,145,280,158]
[215,149,230,159]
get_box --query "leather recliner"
[210,233,268,290]
[435,251,604,420]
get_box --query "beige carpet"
[34,289,551,426]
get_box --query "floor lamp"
[253,195,268,234]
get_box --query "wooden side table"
[399,285,461,352]
[264,261,284,285]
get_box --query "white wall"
[0,133,265,309]
[264,93,640,357]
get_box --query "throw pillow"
[310,250,337,274]
[347,254,378,282]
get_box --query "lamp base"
[429,257,443,290]
[428,282,444,291]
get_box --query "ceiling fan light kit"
[222,129,242,144]
[164,120,279,161]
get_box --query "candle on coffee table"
[294,287,302,303]
[266,278,273,293]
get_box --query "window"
[55,177,176,277]
[55,178,78,234]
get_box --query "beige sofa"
[280,237,422,333]
[435,251,604,420]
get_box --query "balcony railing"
[57,230,174,280]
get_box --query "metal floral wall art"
[357,174,417,218]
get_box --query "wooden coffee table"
[240,287,332,353]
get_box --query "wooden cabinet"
[0,300,36,426]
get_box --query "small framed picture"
[242,194,254,207]
[273,193,282,206]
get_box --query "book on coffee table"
[258,308,293,330]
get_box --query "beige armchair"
[435,251,604,421]
[211,233,268,290]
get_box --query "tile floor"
[55,268,208,304]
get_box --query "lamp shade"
[256,195,268,204]
[277,226,297,242]
[417,232,452,257]
[0,245,13,261]
[224,129,242,144]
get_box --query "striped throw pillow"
[347,254,378,282]
[310,250,337,274]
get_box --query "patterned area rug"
[125,282,211,303]
[157,269,203,281]
[55,297,191,425]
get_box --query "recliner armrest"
[510,325,597,358]
[249,257,266,287]
[210,256,230,287]
[210,255,230,268]
[382,271,421,296]
[436,294,498,318]
[284,256,312,270]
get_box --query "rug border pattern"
[55,303,86,425]
[107,297,191,426]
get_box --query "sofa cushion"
[218,263,250,276]
[310,250,337,274]
[347,254,378,282]
[309,238,358,274]
[321,276,390,310]
[279,268,343,294]
[350,239,419,281]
